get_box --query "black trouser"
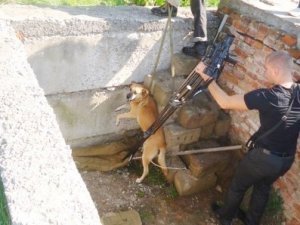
[190,0,207,40]
[218,147,294,225]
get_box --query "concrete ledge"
[0,4,220,94]
[0,22,101,225]
[0,4,222,145]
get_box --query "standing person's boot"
[151,2,177,17]
[182,41,207,59]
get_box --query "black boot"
[211,202,233,225]
[151,3,177,17]
[182,41,207,59]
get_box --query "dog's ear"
[142,88,149,97]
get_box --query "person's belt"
[261,148,291,158]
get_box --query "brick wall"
[217,5,300,225]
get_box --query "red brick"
[247,21,260,38]
[256,23,270,41]
[295,212,300,222]
[217,6,234,15]
[263,28,282,49]
[287,169,300,181]
[240,16,251,32]
[226,11,241,26]
[281,34,297,47]
[262,45,274,55]
[233,65,246,80]
[288,49,300,59]
[275,178,287,190]
[244,36,254,46]
[242,64,258,80]
[286,218,300,225]
[233,46,248,59]
[232,16,250,33]
[243,36,264,50]
[282,192,294,205]
[297,152,300,161]
[222,71,239,85]
[251,39,264,49]
[294,203,300,215]
[253,51,268,67]
[237,41,255,56]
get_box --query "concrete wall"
[4,5,220,94]
[0,4,220,147]
[0,21,101,225]
[218,0,300,224]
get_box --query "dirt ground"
[79,161,284,225]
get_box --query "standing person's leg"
[288,0,300,17]
[182,0,207,58]
[212,148,289,225]
[245,155,294,225]
[191,0,207,42]
[213,151,260,224]
[245,180,274,225]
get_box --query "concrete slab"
[0,21,101,225]
[0,4,220,94]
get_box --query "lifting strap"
[148,5,175,93]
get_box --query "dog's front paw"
[136,177,143,183]
[115,116,120,126]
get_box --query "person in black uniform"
[151,0,207,58]
[196,50,300,225]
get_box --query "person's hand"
[195,62,210,81]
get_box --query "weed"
[165,184,178,199]
[0,179,11,225]
[127,160,143,175]
[127,160,179,197]
[139,208,155,223]
[206,0,219,7]
[127,161,166,186]
[146,166,166,186]
[136,190,145,198]
[265,188,283,215]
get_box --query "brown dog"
[116,82,168,183]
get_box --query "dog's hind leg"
[157,147,168,177]
[136,143,158,183]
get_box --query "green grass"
[0,0,219,7]
[0,180,11,225]
[127,161,178,198]
[265,188,284,215]
[139,208,156,223]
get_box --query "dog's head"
[127,82,149,102]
